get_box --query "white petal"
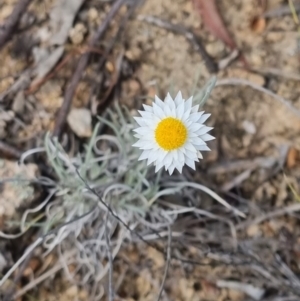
[147,150,159,165]
[153,102,165,119]
[134,133,143,139]
[184,142,197,152]
[155,95,164,108]
[134,117,147,127]
[201,134,215,141]
[175,162,184,173]
[188,132,198,138]
[143,118,158,129]
[178,150,185,162]
[156,149,168,163]
[185,149,198,160]
[142,104,153,112]
[168,163,176,175]
[195,145,211,151]
[138,110,153,119]
[164,152,173,165]
[178,146,186,155]
[174,91,183,106]
[176,102,185,119]
[155,160,165,172]
[164,103,172,116]
[198,113,211,123]
[138,150,151,161]
[188,123,203,132]
[189,112,204,123]
[197,151,203,159]
[184,96,193,111]
[172,149,178,161]
[191,105,199,113]
[191,137,206,145]
[184,156,196,170]
[165,93,174,106]
[140,141,159,150]
[165,94,176,114]
[195,126,213,135]
[133,127,152,135]
[133,140,146,148]
[181,108,192,121]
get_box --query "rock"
[87,7,99,24]
[67,108,92,138]
[247,224,261,237]
[136,270,152,297]
[65,285,78,298]
[0,110,15,122]
[0,160,38,219]
[242,120,256,134]
[12,91,25,114]
[228,288,245,301]
[147,247,165,269]
[206,40,226,57]
[69,23,87,45]
[105,61,114,73]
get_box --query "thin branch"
[105,212,114,301]
[76,170,164,246]
[0,0,33,50]
[53,0,126,137]
[157,226,172,301]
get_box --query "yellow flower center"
[155,117,187,151]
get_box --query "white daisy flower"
[132,91,214,175]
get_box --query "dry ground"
[1,0,300,300]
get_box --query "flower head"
[132,91,214,175]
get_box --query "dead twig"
[0,0,33,50]
[53,0,126,138]
[137,15,218,73]
[0,141,22,159]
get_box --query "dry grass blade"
[105,213,114,301]
[156,226,172,301]
[216,78,300,118]
[237,203,300,230]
